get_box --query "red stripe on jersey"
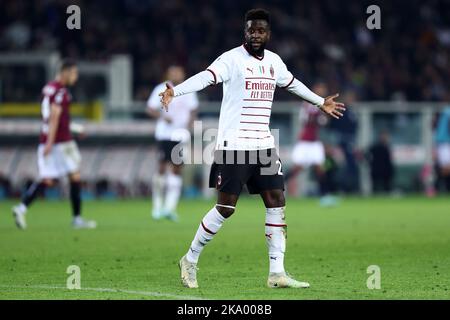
[241,113,270,117]
[245,77,275,81]
[206,69,217,85]
[240,121,269,125]
[201,221,216,235]
[238,136,271,139]
[243,99,273,102]
[243,106,272,110]
[265,223,287,227]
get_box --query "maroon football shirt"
[298,104,321,142]
[39,80,73,144]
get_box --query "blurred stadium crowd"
[1,0,449,102]
[0,0,449,199]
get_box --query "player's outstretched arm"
[159,71,215,111]
[284,78,346,119]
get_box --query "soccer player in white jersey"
[159,9,346,289]
[147,66,198,221]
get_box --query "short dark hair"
[60,59,77,71]
[245,8,271,25]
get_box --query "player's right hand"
[43,143,53,157]
[159,83,174,112]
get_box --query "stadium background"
[0,0,449,200]
[0,0,450,301]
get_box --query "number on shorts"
[276,160,283,175]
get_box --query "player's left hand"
[320,93,346,119]
[159,83,174,112]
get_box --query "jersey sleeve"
[42,84,61,105]
[276,57,295,88]
[147,85,163,110]
[187,93,199,111]
[206,52,233,84]
[54,89,66,106]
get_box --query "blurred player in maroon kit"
[285,82,338,206]
[12,60,96,230]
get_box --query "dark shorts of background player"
[157,140,183,164]
[209,148,285,195]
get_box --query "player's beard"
[245,41,266,58]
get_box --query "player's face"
[66,67,79,86]
[244,20,271,53]
[167,66,185,85]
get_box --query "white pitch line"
[0,284,207,300]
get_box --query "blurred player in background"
[285,82,338,206]
[147,66,198,221]
[367,131,394,194]
[329,90,359,193]
[159,9,345,289]
[434,106,450,192]
[12,60,96,230]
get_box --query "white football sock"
[164,173,182,213]
[186,206,226,263]
[16,203,27,215]
[152,173,165,218]
[265,207,287,274]
[73,216,83,224]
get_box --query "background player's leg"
[12,179,54,229]
[284,164,302,182]
[69,172,96,229]
[69,173,82,218]
[163,163,183,221]
[152,161,166,219]
[313,165,326,195]
[260,189,286,274]
[315,164,337,207]
[22,179,53,207]
[285,164,302,196]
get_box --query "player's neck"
[243,43,264,60]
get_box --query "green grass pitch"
[0,196,449,300]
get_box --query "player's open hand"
[159,83,174,112]
[320,93,346,119]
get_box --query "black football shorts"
[209,148,285,195]
[157,140,183,164]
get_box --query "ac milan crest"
[270,64,274,78]
[217,173,222,187]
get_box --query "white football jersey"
[147,82,198,142]
[207,45,294,151]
